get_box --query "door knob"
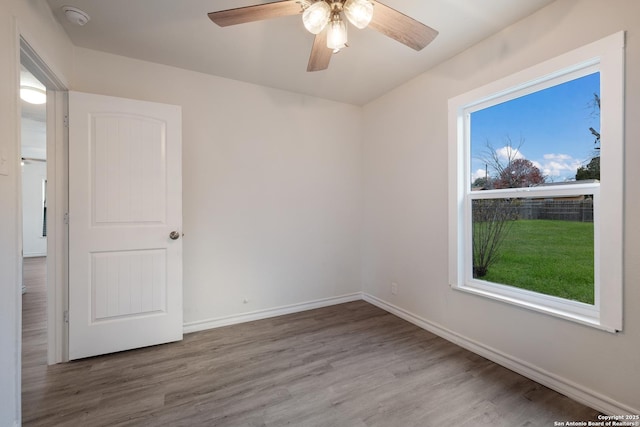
[169,231,180,240]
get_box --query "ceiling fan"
[208,0,438,72]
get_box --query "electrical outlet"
[391,282,398,295]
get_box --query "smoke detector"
[62,6,90,26]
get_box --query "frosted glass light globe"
[303,1,331,34]
[343,0,374,29]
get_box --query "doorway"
[20,64,48,373]
[19,36,68,370]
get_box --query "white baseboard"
[183,292,363,334]
[363,293,638,417]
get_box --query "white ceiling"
[45,0,555,105]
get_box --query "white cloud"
[496,146,524,161]
[477,149,584,182]
[538,153,583,180]
[543,153,572,161]
[472,168,487,182]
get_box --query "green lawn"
[481,219,594,304]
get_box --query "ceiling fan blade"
[208,1,303,27]
[307,29,332,72]
[369,1,438,51]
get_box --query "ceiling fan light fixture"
[343,0,374,29]
[20,86,46,105]
[207,0,439,72]
[326,13,348,52]
[302,1,331,34]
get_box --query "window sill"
[451,283,618,334]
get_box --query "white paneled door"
[68,91,182,360]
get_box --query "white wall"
[22,116,47,258]
[362,0,640,413]
[3,1,639,425]
[0,1,73,425]
[71,48,364,325]
[21,160,47,258]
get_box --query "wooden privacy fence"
[517,199,594,222]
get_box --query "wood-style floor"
[22,257,601,426]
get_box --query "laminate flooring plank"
[22,258,601,426]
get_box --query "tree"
[472,176,492,189]
[480,137,524,183]
[479,137,545,189]
[471,137,542,277]
[577,93,601,181]
[494,158,545,189]
[472,199,519,278]
[576,156,600,180]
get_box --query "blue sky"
[470,72,600,185]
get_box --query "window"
[448,33,624,332]
[42,179,47,237]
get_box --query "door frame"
[19,34,69,364]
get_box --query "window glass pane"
[469,73,600,190]
[472,196,594,304]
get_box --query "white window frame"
[448,32,624,333]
